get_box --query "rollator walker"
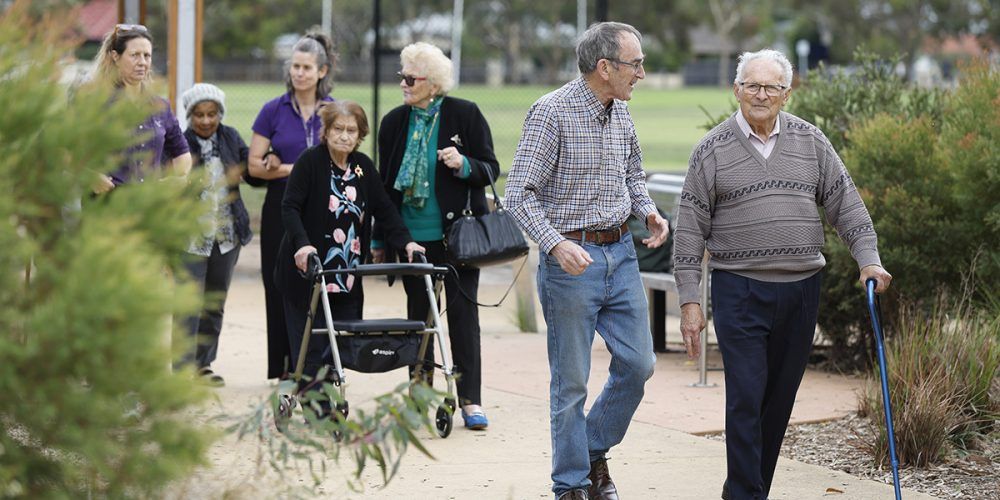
[275,253,457,438]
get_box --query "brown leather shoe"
[587,458,619,500]
[557,488,589,500]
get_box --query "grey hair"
[283,33,337,99]
[576,22,642,74]
[400,42,454,95]
[734,49,794,87]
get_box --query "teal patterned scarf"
[394,97,442,209]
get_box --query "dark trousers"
[711,270,822,500]
[261,191,290,379]
[403,240,482,406]
[179,243,241,369]
[283,292,363,389]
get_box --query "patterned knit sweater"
[673,111,882,306]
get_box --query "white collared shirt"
[735,111,780,159]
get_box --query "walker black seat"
[331,318,426,333]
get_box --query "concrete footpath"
[175,244,936,499]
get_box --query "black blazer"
[374,96,500,254]
[183,124,262,246]
[275,146,413,310]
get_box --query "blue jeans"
[537,237,656,496]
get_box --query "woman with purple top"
[90,23,191,193]
[248,32,336,381]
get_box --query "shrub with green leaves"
[784,54,1000,370]
[787,51,944,153]
[0,5,214,497]
[939,61,1000,301]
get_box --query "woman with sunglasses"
[373,42,500,431]
[247,32,336,381]
[90,24,191,193]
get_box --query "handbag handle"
[463,163,503,214]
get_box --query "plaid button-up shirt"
[505,77,657,254]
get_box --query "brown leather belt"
[562,222,629,245]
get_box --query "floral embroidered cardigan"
[275,146,414,312]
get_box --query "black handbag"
[446,167,529,268]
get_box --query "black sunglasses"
[397,72,428,87]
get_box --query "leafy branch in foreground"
[227,379,446,493]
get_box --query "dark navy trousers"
[711,270,822,500]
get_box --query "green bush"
[784,54,1000,370]
[820,114,958,365]
[785,53,945,368]
[787,51,944,153]
[696,53,999,377]
[939,61,1000,302]
[0,5,213,497]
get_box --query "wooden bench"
[640,271,677,352]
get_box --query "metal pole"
[372,0,381,165]
[119,0,142,24]
[172,0,197,123]
[595,0,608,22]
[322,0,333,40]
[576,0,586,35]
[450,0,464,87]
[690,253,716,387]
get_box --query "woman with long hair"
[90,23,190,192]
[247,32,336,380]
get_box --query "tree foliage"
[787,55,999,369]
[0,3,214,496]
[782,0,998,69]
[0,4,447,495]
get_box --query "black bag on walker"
[335,335,422,373]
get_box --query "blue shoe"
[461,409,489,430]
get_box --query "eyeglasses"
[738,82,788,97]
[114,23,148,37]
[607,58,644,74]
[397,72,428,87]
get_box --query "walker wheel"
[335,401,349,420]
[275,394,297,432]
[435,398,455,438]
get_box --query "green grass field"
[216,82,734,222]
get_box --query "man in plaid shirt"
[505,22,671,500]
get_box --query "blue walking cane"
[866,278,902,500]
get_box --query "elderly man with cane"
[673,48,892,500]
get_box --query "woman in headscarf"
[177,83,262,386]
